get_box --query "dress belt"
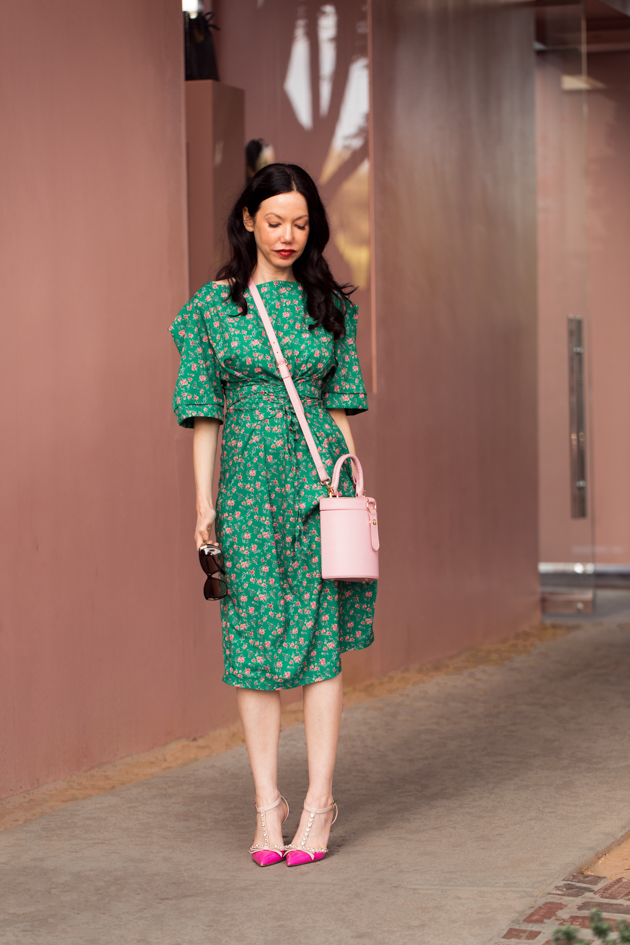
[224,380,321,415]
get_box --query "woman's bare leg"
[290,672,343,850]
[237,688,285,849]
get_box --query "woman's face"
[243,191,309,274]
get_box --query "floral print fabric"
[170,281,376,690]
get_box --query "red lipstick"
[275,249,295,258]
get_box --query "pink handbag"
[249,280,379,581]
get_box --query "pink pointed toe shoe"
[249,795,289,867]
[285,801,338,867]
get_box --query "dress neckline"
[252,280,303,289]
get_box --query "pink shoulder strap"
[248,280,332,491]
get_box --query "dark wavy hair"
[216,163,355,338]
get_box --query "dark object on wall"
[184,12,220,82]
[245,139,276,180]
[246,139,263,178]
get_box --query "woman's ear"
[242,208,255,232]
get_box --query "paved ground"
[495,869,630,943]
[2,592,630,945]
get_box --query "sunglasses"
[198,543,228,601]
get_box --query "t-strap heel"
[249,795,289,867]
[285,801,338,867]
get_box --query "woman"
[170,163,376,867]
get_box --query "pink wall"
[0,0,232,799]
[587,53,630,566]
[1,0,540,798]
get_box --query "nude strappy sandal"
[285,801,338,867]
[249,795,289,867]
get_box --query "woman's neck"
[251,258,297,285]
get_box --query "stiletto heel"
[249,795,289,867]
[285,801,338,867]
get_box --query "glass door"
[535,1,596,614]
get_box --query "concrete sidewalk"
[2,595,630,945]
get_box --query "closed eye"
[266,222,308,229]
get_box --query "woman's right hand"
[195,506,216,549]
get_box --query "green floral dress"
[170,281,376,690]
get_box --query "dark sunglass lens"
[199,546,225,576]
[206,556,220,576]
[204,575,228,600]
[211,576,228,598]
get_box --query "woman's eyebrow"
[263,212,309,221]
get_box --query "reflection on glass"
[284,17,313,129]
[561,74,605,91]
[318,5,337,117]
[329,158,370,288]
[320,55,369,184]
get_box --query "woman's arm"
[193,417,221,549]
[328,408,356,455]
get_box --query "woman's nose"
[281,226,293,243]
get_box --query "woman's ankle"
[255,791,282,808]
[304,791,334,809]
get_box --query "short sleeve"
[321,301,368,416]
[169,296,224,428]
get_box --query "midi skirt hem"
[222,634,374,691]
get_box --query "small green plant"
[552,908,630,944]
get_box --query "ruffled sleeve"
[321,301,368,416]
[169,295,224,428]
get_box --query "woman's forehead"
[259,191,308,217]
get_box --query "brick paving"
[494,871,630,943]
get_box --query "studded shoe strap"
[249,795,289,855]
[285,801,338,859]
[255,795,287,815]
[303,801,338,824]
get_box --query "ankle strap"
[255,794,287,814]
[304,801,335,815]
